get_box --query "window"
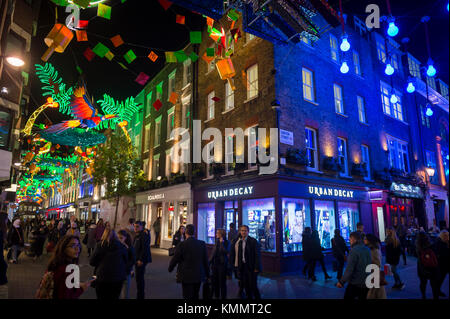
[165,151,172,177]
[154,117,162,147]
[144,124,150,152]
[242,198,276,252]
[168,71,176,94]
[152,154,160,180]
[206,141,214,178]
[305,127,318,170]
[439,80,449,100]
[5,32,26,58]
[354,16,368,35]
[391,53,399,70]
[225,81,234,111]
[408,54,421,79]
[387,135,410,173]
[182,97,190,129]
[426,76,436,91]
[380,82,403,121]
[376,39,386,63]
[314,201,336,249]
[143,159,149,177]
[156,81,163,101]
[420,105,431,128]
[330,34,339,63]
[353,51,361,75]
[246,64,258,100]
[0,109,12,149]
[302,68,315,102]
[198,203,215,244]
[334,84,344,114]
[134,134,140,150]
[337,202,360,243]
[183,60,192,87]
[248,125,259,169]
[426,150,438,184]
[357,96,366,124]
[167,107,175,139]
[207,91,215,120]
[225,135,234,174]
[337,138,348,175]
[361,145,371,180]
[145,92,152,117]
[282,198,311,253]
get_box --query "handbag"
[168,246,176,256]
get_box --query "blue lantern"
[390,94,398,104]
[426,64,436,77]
[340,61,349,74]
[340,35,350,52]
[387,21,399,37]
[406,82,415,93]
[385,63,395,75]
[426,104,433,117]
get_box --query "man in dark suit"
[230,225,262,299]
[168,224,209,300]
[133,221,152,299]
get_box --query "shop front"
[194,176,371,273]
[135,183,192,249]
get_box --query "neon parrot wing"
[70,87,96,120]
[44,120,81,134]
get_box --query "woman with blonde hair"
[385,227,405,289]
[90,227,128,299]
[210,228,230,299]
[364,234,387,299]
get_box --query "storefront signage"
[148,193,165,201]
[308,186,354,199]
[208,186,254,200]
[390,183,422,198]
[280,129,294,146]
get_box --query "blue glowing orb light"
[426,104,434,117]
[340,36,350,52]
[385,63,395,75]
[387,21,399,37]
[390,94,398,104]
[406,82,416,93]
[340,61,349,74]
[426,64,437,77]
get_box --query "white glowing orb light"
[340,61,349,74]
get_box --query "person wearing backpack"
[37,235,93,299]
[416,231,440,299]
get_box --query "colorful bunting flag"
[76,30,88,42]
[148,51,158,62]
[73,0,90,9]
[212,96,221,102]
[83,48,95,61]
[77,20,89,29]
[118,62,128,70]
[189,52,199,63]
[227,9,239,22]
[190,31,202,44]
[165,52,177,63]
[156,82,164,94]
[153,99,163,111]
[135,72,150,86]
[110,35,124,47]
[176,15,185,25]
[97,3,112,20]
[168,92,179,104]
[123,50,137,64]
[206,48,215,57]
[158,0,172,10]
[174,50,188,63]
[105,51,115,61]
[202,53,214,64]
[92,42,109,58]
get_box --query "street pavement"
[3,242,449,299]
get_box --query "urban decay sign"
[308,185,354,199]
[208,186,254,200]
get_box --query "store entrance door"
[224,201,239,233]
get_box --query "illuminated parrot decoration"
[45,86,117,134]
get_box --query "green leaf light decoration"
[40,128,107,146]
[97,94,143,130]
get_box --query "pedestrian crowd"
[0,210,449,300]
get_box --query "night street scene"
[0,0,449,310]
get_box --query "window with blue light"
[408,54,421,79]
[353,51,361,75]
[242,198,276,252]
[337,202,360,243]
[420,105,431,128]
[357,96,366,124]
[387,135,410,173]
[338,138,348,175]
[314,201,336,249]
[380,82,403,121]
[197,203,215,244]
[282,198,311,253]
[330,34,339,63]
[334,84,344,115]
[305,127,318,170]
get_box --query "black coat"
[168,237,209,284]
[229,236,262,272]
[434,239,449,274]
[302,233,312,261]
[385,242,402,266]
[172,230,186,247]
[90,239,128,282]
[209,239,230,267]
[309,234,324,260]
[7,227,24,247]
[331,235,348,260]
[133,230,152,264]
[125,245,136,275]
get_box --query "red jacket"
[53,264,84,299]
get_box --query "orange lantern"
[216,58,236,90]
[41,23,74,62]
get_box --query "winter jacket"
[0,231,7,285]
[332,235,348,260]
[434,238,449,274]
[90,239,128,283]
[172,230,186,247]
[133,230,152,265]
[385,242,402,266]
[302,233,312,261]
[209,239,230,267]
[94,225,105,242]
[340,243,372,288]
[7,227,24,247]
[309,234,324,260]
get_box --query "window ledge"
[153,144,160,149]
[181,82,192,91]
[359,121,370,127]
[202,176,214,181]
[336,113,348,118]
[204,118,215,123]
[304,99,319,106]
[165,138,174,143]
[339,174,353,180]
[244,167,258,173]
[306,168,324,174]
[222,171,235,177]
[244,96,258,104]
[222,108,235,115]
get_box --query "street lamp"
[425,167,435,178]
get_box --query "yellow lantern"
[216,58,236,91]
[41,23,74,62]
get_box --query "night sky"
[30,0,449,124]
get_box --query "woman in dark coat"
[118,229,136,299]
[90,227,128,299]
[385,227,405,289]
[172,226,186,248]
[31,220,48,261]
[416,232,440,299]
[210,228,230,299]
[7,219,24,263]
[434,230,449,297]
[309,230,332,281]
[331,229,348,281]
[301,227,312,278]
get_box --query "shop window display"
[198,203,215,244]
[314,201,336,249]
[337,202,360,243]
[282,198,311,253]
[224,201,238,234]
[242,198,276,252]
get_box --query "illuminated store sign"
[148,193,165,201]
[390,183,422,198]
[208,186,254,200]
[308,186,354,198]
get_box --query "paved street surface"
[3,243,449,299]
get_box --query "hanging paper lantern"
[340,35,350,52]
[426,104,433,117]
[387,20,399,37]
[41,23,74,62]
[340,61,349,74]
